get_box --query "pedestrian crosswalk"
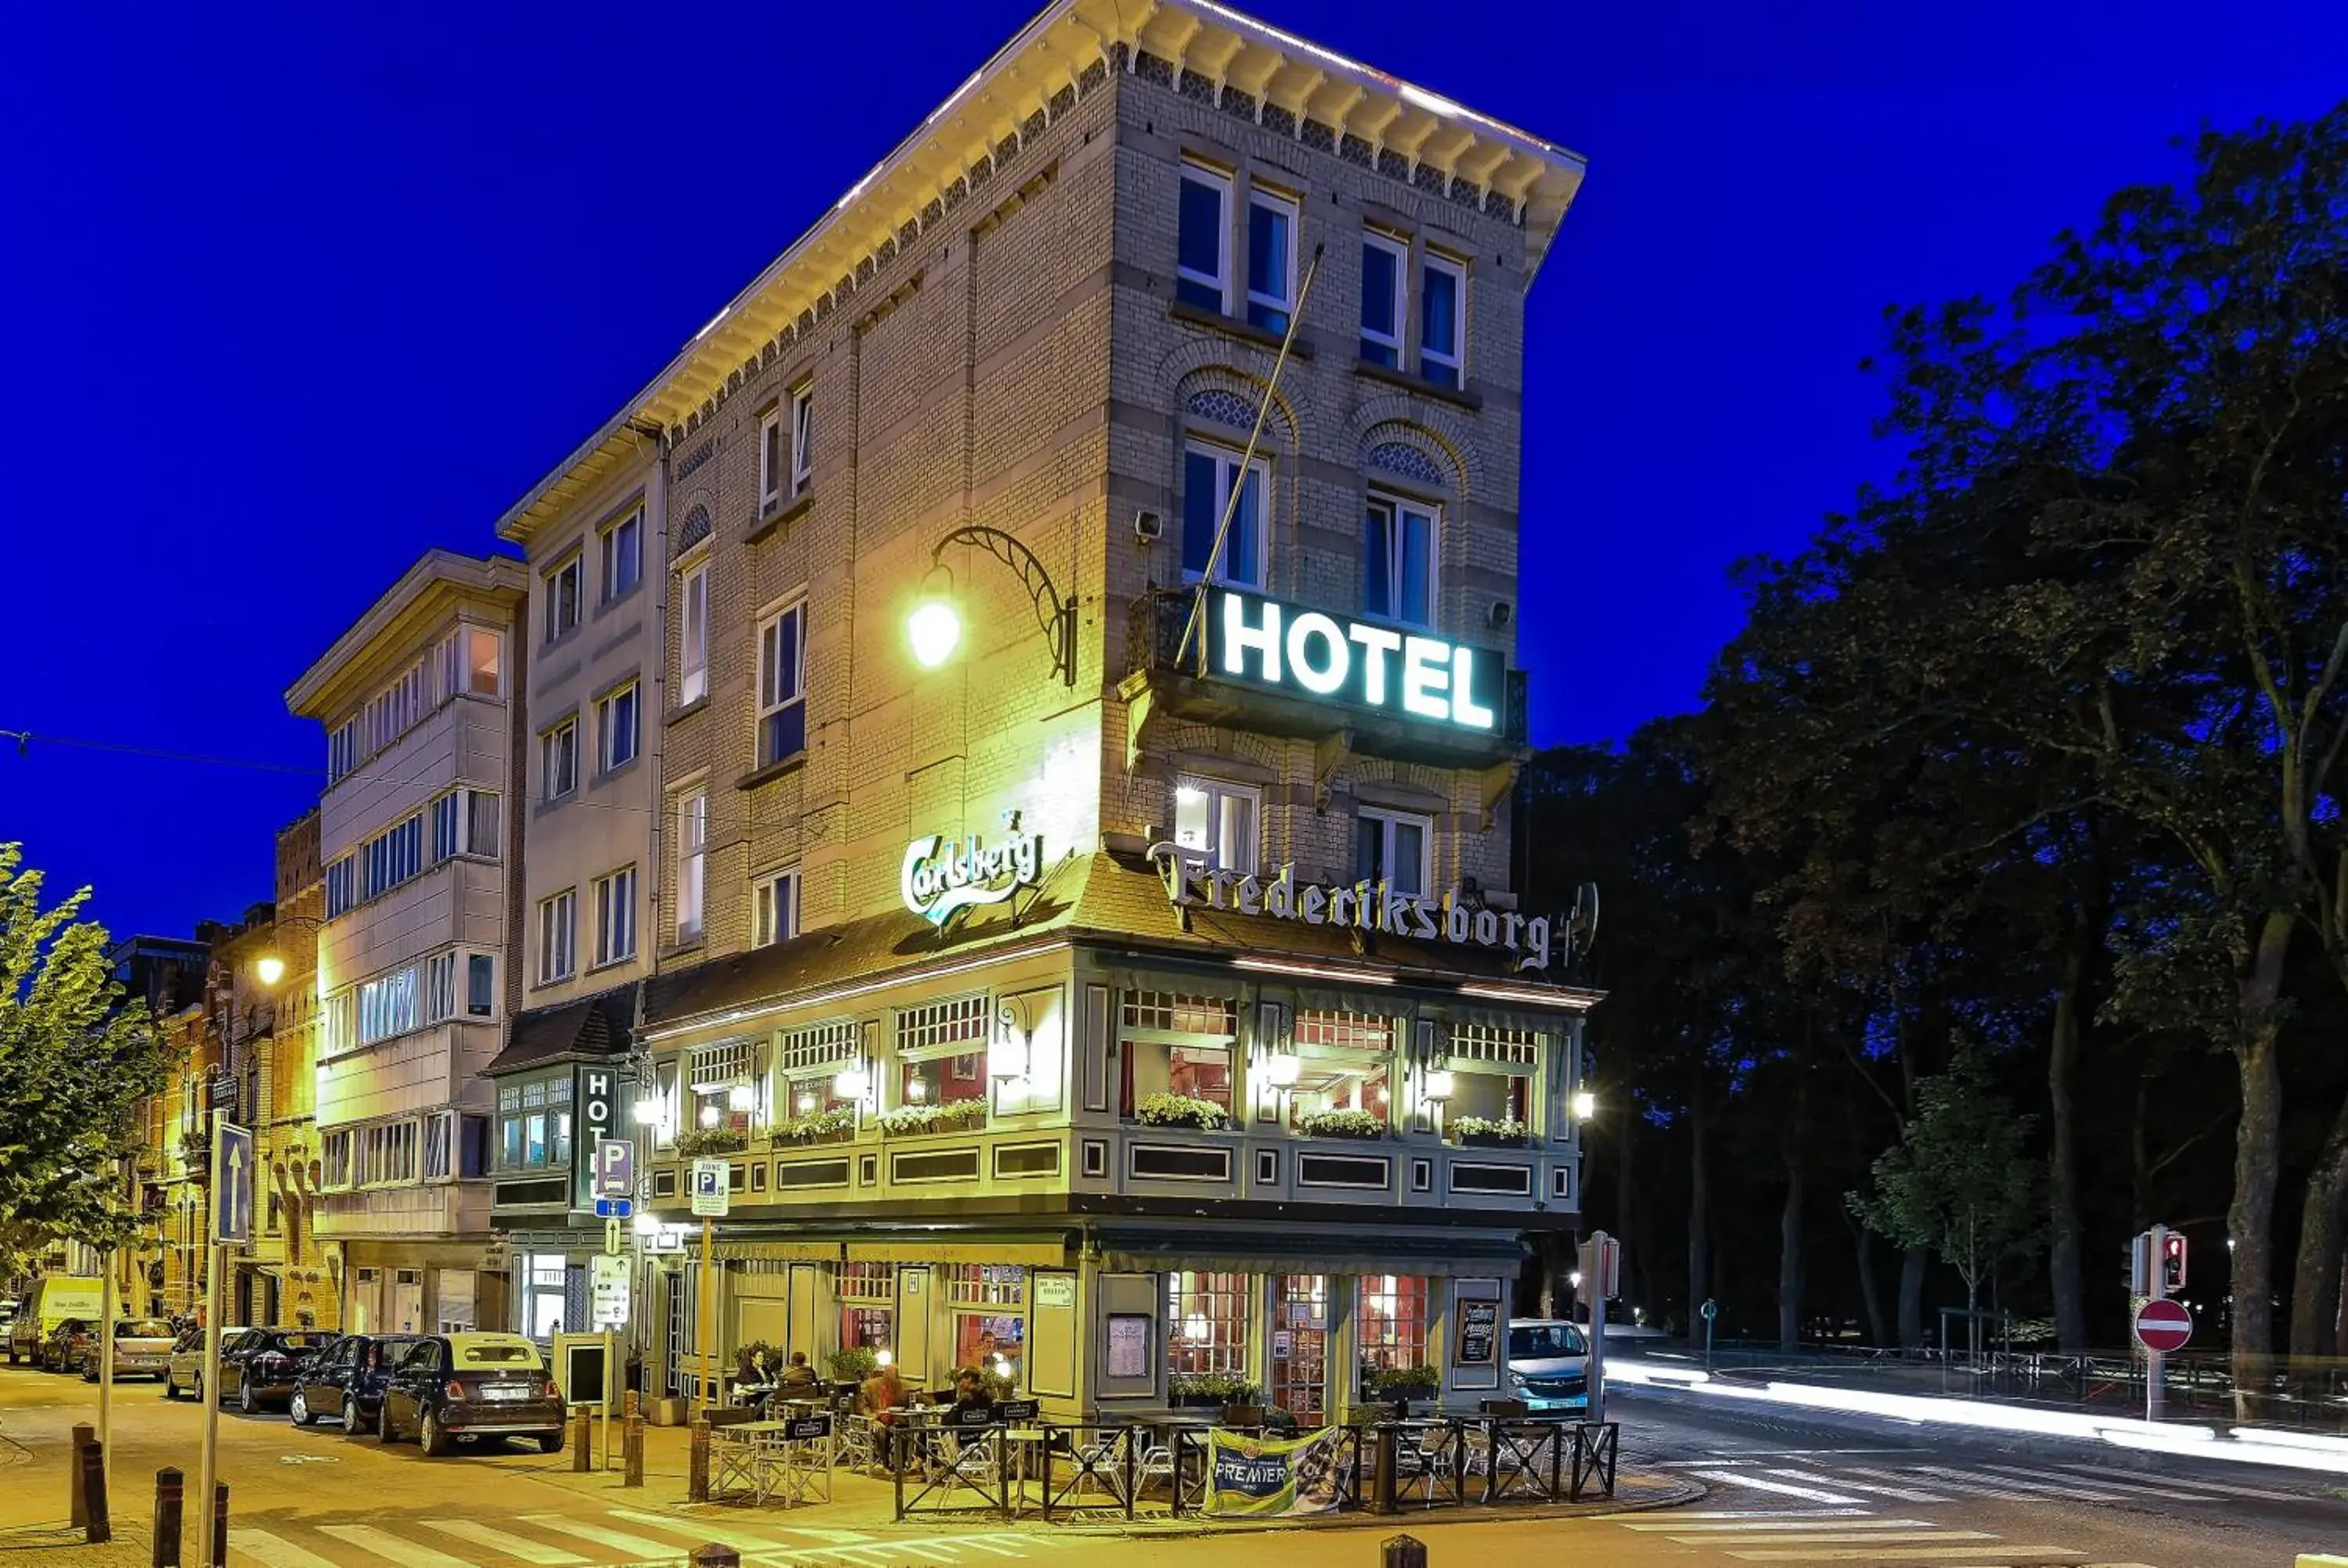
[1661,1448,2321,1509]
[225,1509,1071,1566]
[1595,1509,2163,1565]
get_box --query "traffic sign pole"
[197,1131,223,1568]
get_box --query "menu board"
[1107,1313,1153,1379]
[1453,1299,1500,1368]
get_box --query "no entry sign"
[2134,1297,2193,1354]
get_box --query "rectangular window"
[1244,187,1298,335]
[1363,494,1438,628]
[1118,991,1238,1119]
[751,869,798,951]
[537,890,576,984]
[546,551,582,642]
[1420,253,1465,389]
[1172,777,1259,873]
[357,965,420,1045]
[430,793,459,862]
[469,790,501,859]
[1355,807,1431,899]
[1180,444,1266,588]
[790,385,814,496]
[327,721,358,783]
[757,604,807,767]
[675,793,708,943]
[597,683,639,773]
[593,866,637,968]
[758,406,783,510]
[1360,232,1407,368]
[678,563,709,707]
[321,1131,352,1189]
[1176,162,1232,313]
[424,951,456,1023]
[600,510,642,601]
[1167,1270,1248,1376]
[542,718,578,800]
[464,627,502,696]
[358,815,423,901]
[466,954,495,1017]
[1291,1009,1395,1131]
[495,1077,572,1173]
[423,1112,452,1181]
[1356,1275,1433,1371]
[325,857,355,919]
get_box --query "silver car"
[83,1318,177,1382]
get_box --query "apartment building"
[492,0,1592,1420]
[284,551,527,1336]
[110,933,215,1318]
[265,808,338,1329]
[483,441,664,1340]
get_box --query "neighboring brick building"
[492,0,1594,1420]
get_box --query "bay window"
[496,1074,573,1172]
[1119,991,1237,1118]
[1288,1009,1397,1131]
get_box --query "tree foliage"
[0,843,166,1271]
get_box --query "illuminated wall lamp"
[632,1092,664,1125]
[834,1065,870,1100]
[697,1103,722,1129]
[795,1090,818,1116]
[1265,1053,1301,1089]
[1572,1089,1597,1121]
[727,1081,757,1113]
[633,1210,661,1236]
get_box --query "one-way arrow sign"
[214,1121,254,1246]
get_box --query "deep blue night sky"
[5,1,2341,942]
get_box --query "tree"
[1852,1045,2041,1360]
[0,843,167,1274]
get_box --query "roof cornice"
[284,549,527,719]
[495,0,1584,547]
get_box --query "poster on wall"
[1106,1313,1152,1379]
[1203,1427,1352,1516]
[1453,1299,1500,1368]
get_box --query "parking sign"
[690,1158,730,1217]
[594,1138,635,1199]
[214,1121,255,1245]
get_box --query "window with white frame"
[678,563,709,706]
[894,994,989,1112]
[790,385,814,496]
[777,1018,860,1119]
[1167,1270,1248,1376]
[466,953,495,1017]
[1357,1274,1433,1370]
[1172,777,1259,873]
[1244,185,1298,334]
[1360,231,1408,368]
[325,857,355,919]
[593,865,636,967]
[358,815,423,901]
[1181,443,1266,588]
[425,951,457,1023]
[1442,1022,1536,1126]
[357,964,421,1045]
[546,550,582,642]
[361,662,427,757]
[1118,990,1237,1117]
[600,509,642,601]
[1289,1009,1397,1131]
[756,603,807,767]
[495,1074,573,1172]
[751,868,798,950]
[542,717,578,799]
[1363,493,1438,628]
[327,721,358,783]
[438,624,503,700]
[675,792,708,943]
[430,787,499,863]
[758,405,783,510]
[423,1109,489,1181]
[320,1130,353,1189]
[1420,252,1465,388]
[688,1038,758,1134]
[598,682,639,773]
[1176,161,1232,312]
[1355,806,1432,898]
[358,1119,419,1187]
[537,889,576,984]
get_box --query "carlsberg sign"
[1147,843,1553,972]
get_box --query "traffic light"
[2162,1231,2188,1292]
[2128,1232,2151,1295]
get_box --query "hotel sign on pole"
[571,1065,621,1210]
[1205,587,1504,733]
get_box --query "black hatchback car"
[376,1332,565,1456]
[218,1329,337,1415]
[288,1333,423,1433]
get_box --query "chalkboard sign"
[1453,1299,1500,1368]
[786,1415,834,1441]
[556,1333,611,1407]
[995,1398,1039,1422]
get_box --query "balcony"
[1120,588,1527,785]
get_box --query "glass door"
[1269,1275,1328,1428]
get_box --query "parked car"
[39,1318,98,1374]
[288,1333,424,1432]
[1505,1318,1590,1412]
[80,1318,177,1382]
[376,1332,565,1456]
[216,1328,337,1414]
[9,1277,102,1366]
[161,1325,231,1401]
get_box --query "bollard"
[623,1391,645,1488]
[153,1468,185,1568]
[689,1546,740,1567]
[688,1419,711,1503]
[81,1437,111,1544]
[70,1422,94,1527]
[572,1407,592,1473]
[1369,1425,1399,1514]
[1381,1534,1428,1568]
[211,1481,229,1568]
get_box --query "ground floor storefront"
[322,1237,507,1336]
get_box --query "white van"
[7,1276,103,1365]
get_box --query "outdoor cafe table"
[711,1417,835,1507]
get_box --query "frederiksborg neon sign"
[1208,587,1503,732]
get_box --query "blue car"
[289,1332,425,1433]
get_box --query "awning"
[488,982,639,1076]
[846,1241,1068,1267]
[1095,1227,1525,1280]
[714,1241,844,1264]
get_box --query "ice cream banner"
[1203,1427,1352,1517]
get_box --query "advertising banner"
[1202,1427,1351,1517]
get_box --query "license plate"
[483,1386,531,1402]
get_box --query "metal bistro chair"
[836,1412,882,1475]
[1065,1426,1133,1505]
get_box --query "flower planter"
[1454,1133,1529,1149]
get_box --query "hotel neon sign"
[1205,587,1504,732]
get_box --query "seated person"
[779,1350,821,1394]
[950,1367,993,1415]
